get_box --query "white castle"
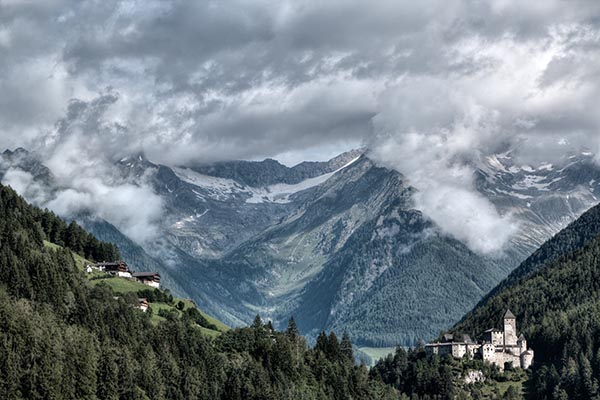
[425,310,534,370]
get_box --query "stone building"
[425,310,534,370]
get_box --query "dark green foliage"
[182,307,218,331]
[286,317,299,337]
[136,288,174,304]
[453,202,600,400]
[38,208,120,263]
[371,347,527,399]
[371,348,456,399]
[340,333,354,363]
[0,183,396,399]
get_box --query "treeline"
[40,211,121,263]
[453,202,600,399]
[0,183,397,399]
[371,347,454,399]
[0,183,120,264]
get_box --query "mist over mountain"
[3,147,600,346]
[3,1,600,398]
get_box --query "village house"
[425,310,534,370]
[85,263,107,273]
[133,272,161,288]
[91,261,132,278]
[137,298,149,312]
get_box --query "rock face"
[2,148,600,346]
[464,370,485,385]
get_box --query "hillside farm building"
[137,298,149,312]
[91,261,132,278]
[133,272,161,288]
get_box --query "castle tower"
[517,334,527,351]
[503,309,517,346]
[520,350,534,369]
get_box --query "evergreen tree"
[340,333,354,363]
[286,317,299,338]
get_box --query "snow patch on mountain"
[172,156,360,204]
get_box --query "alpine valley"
[2,147,600,348]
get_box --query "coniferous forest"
[0,183,398,399]
[5,180,600,399]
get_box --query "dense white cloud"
[365,19,600,253]
[0,0,599,252]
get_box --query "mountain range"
[2,147,600,347]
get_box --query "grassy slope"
[43,241,228,336]
[90,276,228,335]
[477,376,527,399]
[451,359,529,399]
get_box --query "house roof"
[504,309,516,319]
[442,333,454,342]
[519,334,526,340]
[463,334,475,344]
[132,272,160,278]
[93,261,127,266]
[484,328,502,333]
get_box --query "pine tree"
[316,331,329,355]
[327,332,341,361]
[340,333,354,363]
[286,317,299,338]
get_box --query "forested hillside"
[0,183,397,399]
[452,202,600,399]
[370,347,528,399]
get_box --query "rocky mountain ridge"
[2,148,600,346]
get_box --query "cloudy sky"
[1,0,600,252]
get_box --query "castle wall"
[521,351,534,369]
[481,344,495,362]
[466,344,480,358]
[518,338,527,352]
[492,331,504,346]
[425,344,453,356]
[452,344,465,358]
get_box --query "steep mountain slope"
[2,148,600,347]
[118,151,600,346]
[476,152,600,261]
[451,202,600,399]
[123,154,509,345]
[0,183,394,400]
[206,157,507,345]
[453,201,600,335]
